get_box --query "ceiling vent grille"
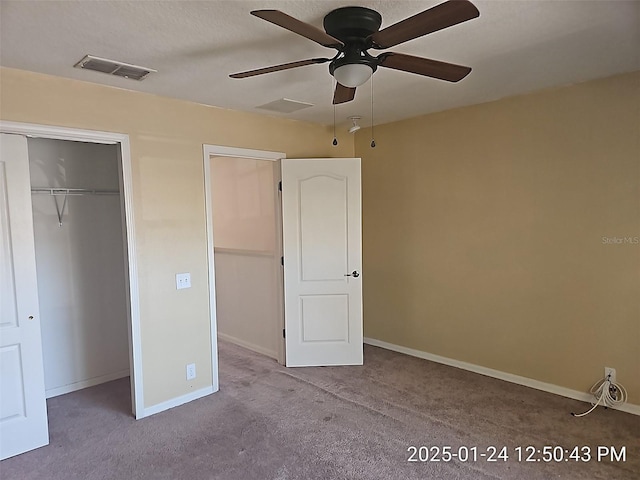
[257,98,314,114]
[74,55,156,81]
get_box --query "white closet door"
[0,133,49,459]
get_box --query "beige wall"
[211,156,277,252]
[0,67,353,408]
[3,65,638,409]
[356,71,640,404]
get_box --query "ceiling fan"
[230,0,480,105]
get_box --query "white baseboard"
[218,332,278,360]
[364,337,640,416]
[141,386,216,418]
[46,369,130,399]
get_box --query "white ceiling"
[1,1,638,127]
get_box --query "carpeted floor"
[2,341,639,479]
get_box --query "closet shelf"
[30,187,120,227]
[31,187,120,196]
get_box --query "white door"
[0,134,49,459]
[281,158,362,367]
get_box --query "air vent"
[257,98,314,114]
[74,55,156,81]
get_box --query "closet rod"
[31,187,120,196]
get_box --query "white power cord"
[572,373,628,417]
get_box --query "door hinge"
[281,256,284,266]
[278,181,282,192]
[282,328,286,338]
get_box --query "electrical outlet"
[186,363,196,380]
[604,367,616,383]
[176,273,191,290]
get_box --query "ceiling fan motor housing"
[324,7,382,75]
[323,7,382,43]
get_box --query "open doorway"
[27,138,130,401]
[204,146,285,366]
[0,121,142,426]
[204,147,364,372]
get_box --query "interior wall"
[211,156,280,359]
[28,138,129,396]
[355,71,640,404]
[0,66,354,409]
[211,157,277,252]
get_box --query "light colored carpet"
[2,341,638,479]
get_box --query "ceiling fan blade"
[370,0,479,49]
[251,10,343,49]
[333,83,356,104]
[379,52,471,82]
[230,58,330,79]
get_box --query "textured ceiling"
[1,1,638,127]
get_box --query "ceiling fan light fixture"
[333,63,373,88]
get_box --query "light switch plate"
[176,273,191,290]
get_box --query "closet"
[28,138,130,398]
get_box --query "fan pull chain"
[370,75,376,148]
[332,78,338,146]
[333,103,338,146]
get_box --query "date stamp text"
[407,445,626,463]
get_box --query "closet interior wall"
[28,138,129,398]
[210,156,281,360]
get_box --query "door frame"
[0,120,144,418]
[203,144,286,366]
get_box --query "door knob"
[344,270,360,278]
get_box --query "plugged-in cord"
[571,374,628,417]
